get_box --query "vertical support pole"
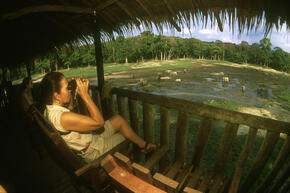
[93,27,104,93]
[159,106,170,172]
[93,16,106,118]
[129,99,141,162]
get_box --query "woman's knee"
[109,115,124,130]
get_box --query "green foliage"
[203,99,244,111]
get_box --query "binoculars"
[68,79,78,100]
[68,79,77,92]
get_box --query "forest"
[2,31,290,82]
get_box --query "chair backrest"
[30,105,84,171]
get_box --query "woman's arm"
[60,78,105,132]
[60,111,104,132]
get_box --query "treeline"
[2,31,289,82]
[102,31,290,72]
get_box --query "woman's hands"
[75,77,89,98]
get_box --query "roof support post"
[93,28,104,94]
[93,22,109,119]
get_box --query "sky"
[128,17,290,53]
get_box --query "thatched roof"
[1,0,289,68]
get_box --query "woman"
[40,72,157,163]
[20,77,34,113]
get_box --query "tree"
[259,38,272,67]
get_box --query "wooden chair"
[29,105,131,192]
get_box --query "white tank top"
[45,105,92,151]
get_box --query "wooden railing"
[88,85,290,193]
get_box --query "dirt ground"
[91,59,290,122]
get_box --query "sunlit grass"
[203,99,244,111]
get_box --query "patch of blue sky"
[122,13,290,53]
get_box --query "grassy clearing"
[203,99,244,111]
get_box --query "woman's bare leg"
[109,115,157,150]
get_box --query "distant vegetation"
[2,31,290,83]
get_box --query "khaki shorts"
[81,120,125,163]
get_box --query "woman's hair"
[21,77,31,90]
[39,72,64,106]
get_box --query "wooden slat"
[110,88,290,134]
[116,1,135,18]
[187,166,203,189]
[228,127,258,193]
[113,152,132,172]
[135,0,153,17]
[153,172,179,193]
[239,131,280,193]
[162,0,175,15]
[117,95,128,120]
[90,86,102,114]
[159,106,170,172]
[209,175,223,193]
[166,159,184,179]
[107,94,115,117]
[144,146,169,170]
[198,170,214,192]
[175,165,194,192]
[128,98,141,162]
[143,102,155,145]
[192,117,215,168]
[95,0,118,11]
[175,111,189,162]
[268,162,290,193]
[199,123,239,192]
[255,135,290,193]
[132,162,153,184]
[183,187,202,193]
[101,155,166,193]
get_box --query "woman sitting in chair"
[40,72,157,163]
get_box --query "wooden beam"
[153,172,179,193]
[116,1,135,18]
[183,187,202,193]
[96,0,118,12]
[135,0,153,17]
[162,0,175,15]
[1,5,92,21]
[132,162,153,184]
[144,146,169,170]
[1,0,118,21]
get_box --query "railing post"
[143,102,155,159]
[129,99,141,162]
[159,106,170,172]
[117,95,128,121]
